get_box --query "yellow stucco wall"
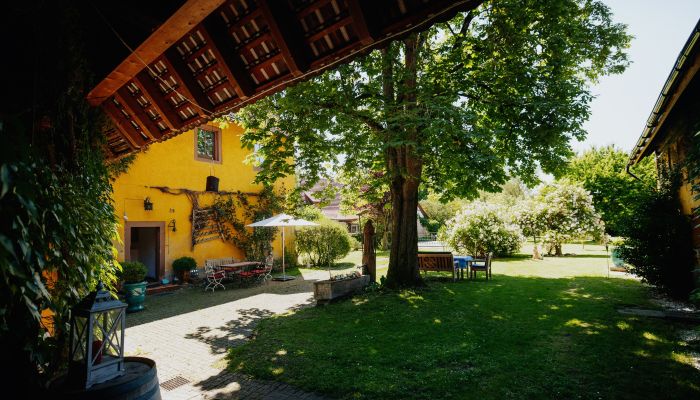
[111,122,294,278]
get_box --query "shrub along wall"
[0,4,121,392]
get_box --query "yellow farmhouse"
[111,122,293,281]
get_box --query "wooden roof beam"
[101,99,148,148]
[258,0,309,77]
[87,0,228,105]
[115,88,165,140]
[347,0,380,45]
[133,73,184,130]
[161,52,212,113]
[200,21,256,98]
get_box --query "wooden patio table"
[220,261,261,274]
[453,255,473,280]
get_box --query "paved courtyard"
[124,270,334,399]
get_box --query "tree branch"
[316,101,385,134]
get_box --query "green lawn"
[228,244,700,399]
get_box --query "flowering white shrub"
[535,182,605,255]
[439,201,523,257]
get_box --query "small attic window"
[195,125,221,163]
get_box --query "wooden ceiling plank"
[200,21,256,98]
[134,72,184,130]
[346,0,379,45]
[101,99,147,148]
[105,128,136,155]
[306,16,353,44]
[296,0,335,19]
[230,7,262,26]
[162,50,212,113]
[87,0,228,105]
[115,88,165,140]
[258,0,309,77]
[251,53,285,72]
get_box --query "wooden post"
[362,220,377,283]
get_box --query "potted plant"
[120,261,147,313]
[172,256,197,284]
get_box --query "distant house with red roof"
[302,179,432,237]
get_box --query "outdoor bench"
[418,252,456,282]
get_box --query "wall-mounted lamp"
[168,219,176,232]
[144,197,153,211]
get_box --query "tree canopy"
[236,0,630,286]
[562,145,656,235]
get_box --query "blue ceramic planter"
[124,281,146,313]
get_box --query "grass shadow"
[227,274,700,399]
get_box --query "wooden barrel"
[54,357,161,400]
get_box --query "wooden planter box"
[314,275,370,304]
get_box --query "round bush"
[120,261,147,283]
[172,256,197,272]
[440,201,523,257]
[296,219,352,267]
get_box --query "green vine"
[0,4,120,389]
[212,186,284,261]
[686,129,700,214]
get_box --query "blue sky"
[577,0,700,153]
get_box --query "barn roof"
[86,0,483,158]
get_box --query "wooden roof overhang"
[88,0,483,158]
[628,19,700,166]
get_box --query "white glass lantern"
[68,281,127,388]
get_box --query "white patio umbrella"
[247,213,317,281]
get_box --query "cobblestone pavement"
[125,270,334,399]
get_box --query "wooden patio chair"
[470,252,493,280]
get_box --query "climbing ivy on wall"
[212,186,284,261]
[0,4,121,390]
[687,131,700,214]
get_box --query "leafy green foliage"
[120,261,147,283]
[562,145,656,235]
[0,4,122,387]
[618,173,695,298]
[212,187,284,261]
[291,204,323,221]
[338,170,392,249]
[440,201,523,256]
[419,193,465,233]
[478,178,529,206]
[686,130,700,214]
[296,219,352,267]
[235,1,630,286]
[172,257,197,273]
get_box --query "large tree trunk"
[384,34,424,288]
[385,146,423,287]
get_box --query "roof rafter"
[346,0,379,45]
[199,20,255,99]
[101,99,148,148]
[160,53,211,115]
[133,72,184,130]
[258,0,309,77]
[115,88,165,140]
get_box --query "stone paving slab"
[124,276,331,400]
[618,307,700,322]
